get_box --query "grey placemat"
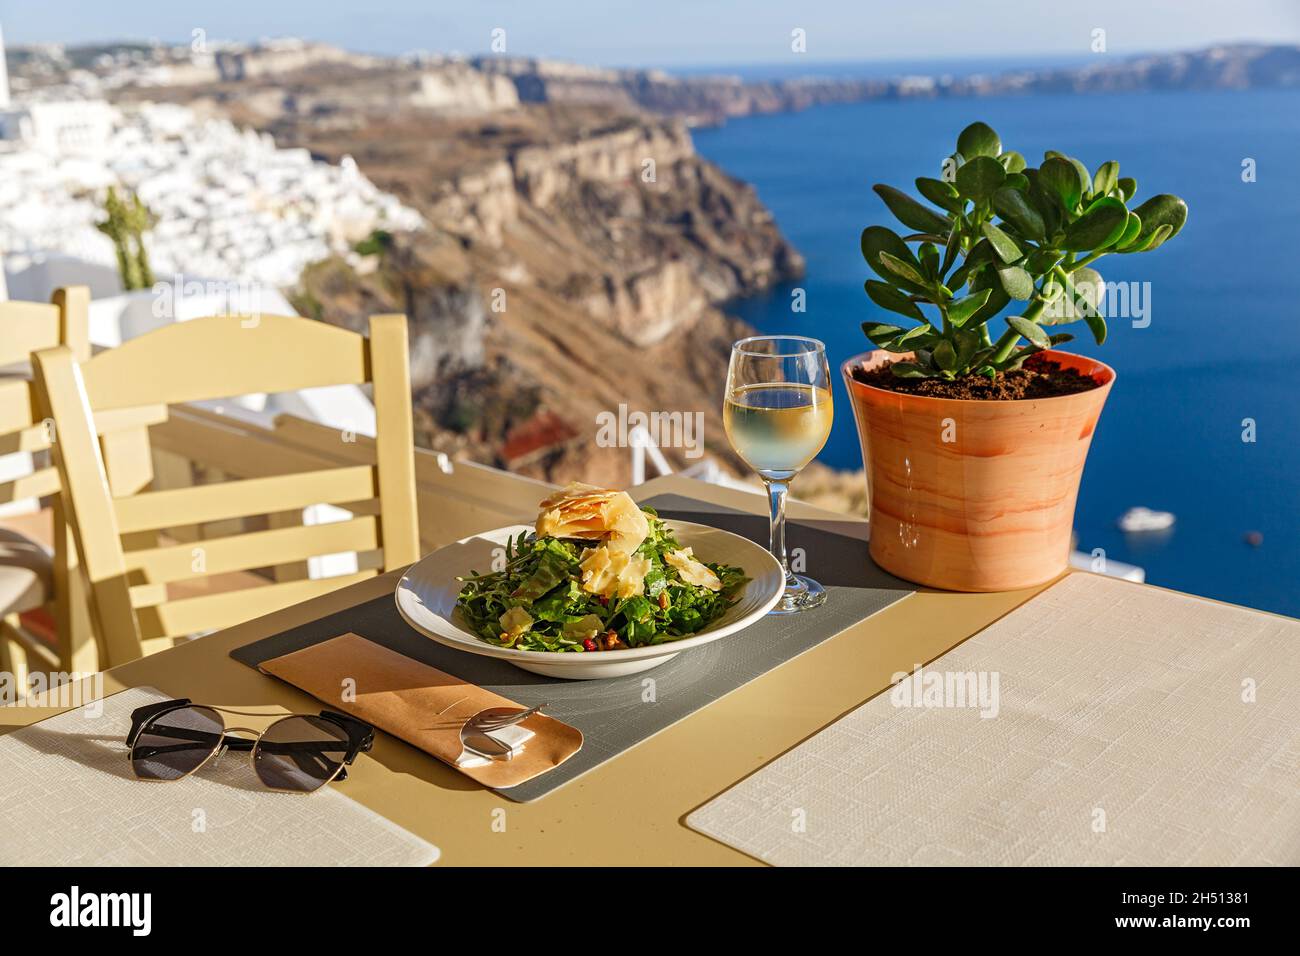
[231,494,912,802]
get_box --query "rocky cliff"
[269,101,803,486]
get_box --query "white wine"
[724,383,833,478]
[725,335,831,613]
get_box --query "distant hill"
[10,39,1300,123]
[476,43,1300,124]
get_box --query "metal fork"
[471,703,546,731]
[459,704,547,761]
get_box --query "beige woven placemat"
[687,573,1300,866]
[0,687,440,866]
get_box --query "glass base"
[769,574,827,614]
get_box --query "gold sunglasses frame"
[128,704,354,794]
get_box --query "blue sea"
[694,88,1300,617]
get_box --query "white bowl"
[394,520,784,679]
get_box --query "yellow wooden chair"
[0,287,95,683]
[32,312,419,667]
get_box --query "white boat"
[1118,507,1176,533]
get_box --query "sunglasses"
[127,698,374,794]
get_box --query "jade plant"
[860,121,1187,379]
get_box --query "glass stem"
[764,477,796,587]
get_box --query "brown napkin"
[258,632,582,789]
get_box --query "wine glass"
[724,336,833,614]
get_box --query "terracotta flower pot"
[841,349,1115,592]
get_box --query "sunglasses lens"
[253,715,351,793]
[131,705,224,781]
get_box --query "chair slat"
[134,571,376,642]
[0,300,62,366]
[123,515,379,586]
[0,467,60,505]
[0,391,165,449]
[0,379,39,434]
[113,465,377,533]
[0,422,51,456]
[95,404,169,434]
[79,313,370,411]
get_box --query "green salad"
[455,508,749,653]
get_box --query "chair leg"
[63,564,97,674]
[0,615,31,692]
[53,497,99,675]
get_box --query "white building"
[0,22,115,151]
[0,98,115,153]
[0,99,422,290]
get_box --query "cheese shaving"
[579,544,652,599]
[665,547,723,591]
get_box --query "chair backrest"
[34,312,419,666]
[0,288,93,672]
[0,288,90,506]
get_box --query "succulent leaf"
[873,184,953,234]
[955,156,1007,201]
[1007,315,1051,349]
[957,121,1001,159]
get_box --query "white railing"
[627,424,757,491]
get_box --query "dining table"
[1,473,1062,866]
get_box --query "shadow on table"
[1,723,375,794]
[2,726,137,781]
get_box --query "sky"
[2,0,1299,68]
